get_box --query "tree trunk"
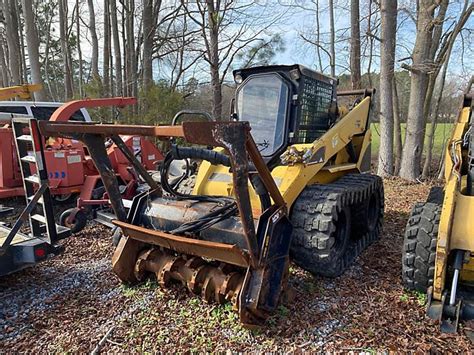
[3,0,22,85]
[142,0,161,91]
[393,77,403,175]
[76,0,83,97]
[110,0,122,95]
[422,30,455,178]
[103,0,111,96]
[21,0,47,100]
[328,0,336,77]
[87,0,100,81]
[125,0,136,113]
[377,0,397,177]
[350,0,361,89]
[207,0,222,120]
[16,0,28,83]
[43,6,56,100]
[366,0,374,87]
[399,1,437,181]
[421,0,448,138]
[315,1,323,72]
[0,37,8,86]
[59,0,74,99]
[399,0,473,180]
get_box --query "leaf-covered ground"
[0,178,472,352]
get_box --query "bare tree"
[329,0,336,77]
[350,0,361,89]
[21,0,46,100]
[110,0,123,95]
[421,1,473,177]
[377,0,397,176]
[142,0,163,90]
[399,1,439,180]
[182,0,283,120]
[399,0,473,180]
[75,0,83,97]
[393,77,403,174]
[59,0,74,99]
[0,32,8,86]
[103,0,111,96]
[121,0,136,99]
[2,0,21,85]
[87,0,100,81]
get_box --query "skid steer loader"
[402,90,474,333]
[37,64,384,325]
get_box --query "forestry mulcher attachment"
[402,91,474,333]
[38,65,384,325]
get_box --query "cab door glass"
[236,74,289,157]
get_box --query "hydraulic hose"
[171,145,231,167]
[250,174,271,211]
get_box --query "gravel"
[0,178,472,351]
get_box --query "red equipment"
[0,98,164,203]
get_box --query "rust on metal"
[245,134,286,208]
[49,97,137,122]
[202,121,260,268]
[112,235,146,283]
[38,121,185,139]
[181,121,224,145]
[135,248,244,305]
[113,220,251,268]
[109,135,160,191]
[81,134,128,222]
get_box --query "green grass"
[371,123,453,156]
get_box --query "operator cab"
[233,65,338,163]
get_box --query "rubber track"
[290,173,384,277]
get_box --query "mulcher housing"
[38,64,384,325]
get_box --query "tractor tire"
[426,186,444,204]
[60,208,88,234]
[290,173,384,278]
[402,202,440,293]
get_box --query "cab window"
[236,74,289,157]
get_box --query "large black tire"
[402,202,440,292]
[426,186,444,204]
[290,174,384,277]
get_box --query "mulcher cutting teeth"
[134,248,244,305]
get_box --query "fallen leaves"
[0,178,472,351]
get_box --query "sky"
[70,0,473,88]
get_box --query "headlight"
[234,74,243,84]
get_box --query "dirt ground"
[1,178,473,352]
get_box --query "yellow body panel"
[193,96,372,214]
[433,105,473,298]
[0,84,42,100]
[451,178,474,251]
